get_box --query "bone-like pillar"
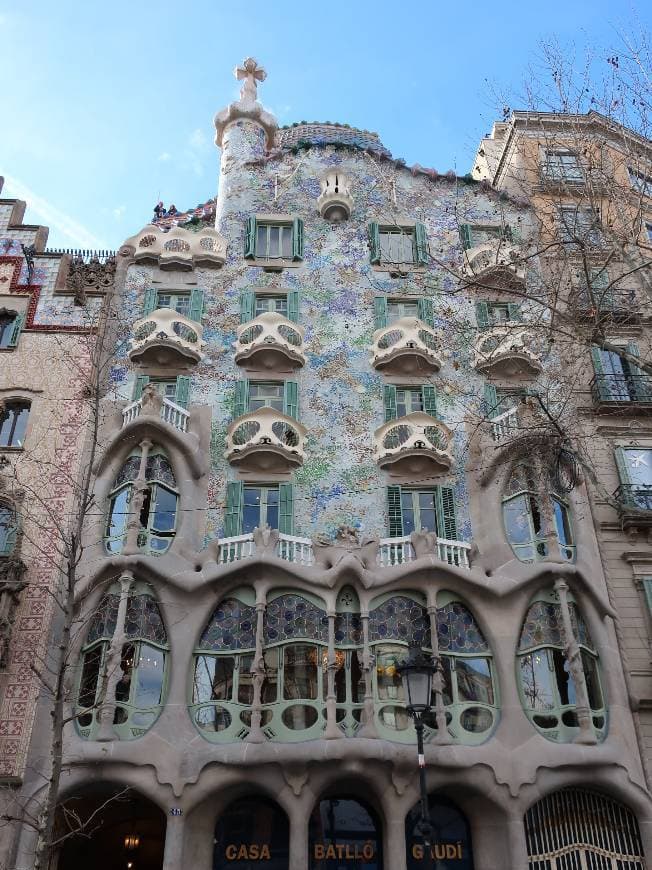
[427,604,450,744]
[246,590,267,743]
[122,438,153,556]
[555,578,596,744]
[324,611,341,739]
[96,571,134,741]
[357,609,378,738]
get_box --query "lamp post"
[397,644,437,848]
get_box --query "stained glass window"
[264,594,329,644]
[368,596,429,645]
[200,598,257,650]
[437,602,488,653]
[86,593,120,643]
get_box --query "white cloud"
[112,205,126,219]
[182,127,212,177]
[188,128,209,151]
[2,173,107,248]
[158,151,171,162]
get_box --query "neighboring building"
[0,178,117,867]
[9,71,652,870]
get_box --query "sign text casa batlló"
[223,842,378,862]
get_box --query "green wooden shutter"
[240,290,256,324]
[143,288,158,315]
[414,222,428,264]
[384,385,398,422]
[133,376,150,401]
[475,301,490,331]
[590,346,611,402]
[244,216,257,259]
[614,447,632,486]
[417,297,434,328]
[641,578,652,616]
[374,296,388,330]
[292,218,304,261]
[174,376,191,408]
[283,381,299,419]
[507,303,522,322]
[625,342,652,401]
[590,268,614,311]
[234,380,249,418]
[483,384,498,417]
[7,313,25,348]
[224,482,243,537]
[0,515,17,556]
[287,291,300,323]
[278,484,294,535]
[189,288,204,323]
[422,386,438,418]
[460,224,473,250]
[436,486,458,541]
[368,222,381,264]
[387,486,404,537]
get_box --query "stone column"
[288,796,310,870]
[162,811,185,870]
[324,611,341,739]
[555,578,596,745]
[357,609,378,738]
[246,590,267,743]
[122,439,152,556]
[96,572,134,741]
[505,812,529,870]
[384,813,408,870]
[427,604,450,744]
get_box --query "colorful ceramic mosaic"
[368,596,429,645]
[199,598,257,650]
[437,602,488,654]
[264,594,329,644]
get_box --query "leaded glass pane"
[87,593,120,643]
[264,594,329,643]
[145,453,176,486]
[436,602,488,653]
[368,596,429,645]
[200,598,257,650]
[569,603,595,651]
[375,645,405,701]
[334,612,362,645]
[518,601,564,651]
[124,594,167,644]
[113,455,141,488]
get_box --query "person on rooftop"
[153,201,166,220]
[167,204,178,217]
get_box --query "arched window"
[0,401,30,448]
[525,788,645,868]
[105,446,178,554]
[191,590,257,741]
[517,590,606,742]
[76,582,168,740]
[502,462,575,562]
[0,502,18,555]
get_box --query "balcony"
[371,317,441,376]
[489,406,521,442]
[317,171,354,222]
[463,241,525,284]
[124,225,227,270]
[614,484,652,533]
[122,396,189,433]
[215,530,471,570]
[374,413,453,477]
[128,308,204,368]
[234,312,306,372]
[474,324,542,378]
[591,374,652,411]
[225,406,306,472]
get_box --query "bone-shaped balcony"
[370,317,442,376]
[128,308,204,368]
[474,324,542,378]
[463,241,525,283]
[374,413,453,477]
[234,312,306,372]
[225,406,306,472]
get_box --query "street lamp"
[397,644,437,847]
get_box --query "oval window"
[194,705,232,731]
[378,705,411,730]
[460,707,493,733]
[281,705,318,729]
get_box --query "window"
[239,290,299,324]
[591,345,652,404]
[133,375,190,408]
[459,223,513,250]
[615,447,652,510]
[518,591,606,742]
[474,301,521,330]
[396,388,423,417]
[142,287,203,322]
[502,463,575,562]
[384,385,437,422]
[0,401,30,448]
[0,312,24,349]
[105,446,178,554]
[373,296,434,330]
[629,167,652,198]
[224,481,293,537]
[256,295,287,317]
[0,503,18,555]
[368,221,428,266]
[542,150,583,182]
[387,300,419,323]
[244,217,304,263]
[76,584,168,740]
[248,382,284,412]
[387,484,457,541]
[233,379,298,420]
[484,385,528,418]
[558,206,602,245]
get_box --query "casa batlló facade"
[4,60,652,870]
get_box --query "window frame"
[244,216,304,265]
[542,150,584,183]
[558,205,603,246]
[0,400,31,449]
[0,502,19,556]
[629,167,652,198]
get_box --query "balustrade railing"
[591,373,652,405]
[122,397,190,433]
[490,406,520,442]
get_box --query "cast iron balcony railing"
[474,324,543,378]
[373,413,453,477]
[591,374,652,408]
[371,317,441,376]
[225,406,306,472]
[128,308,204,367]
[615,484,652,513]
[234,312,306,372]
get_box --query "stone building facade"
[7,68,652,870]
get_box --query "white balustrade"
[122,397,190,433]
[437,538,472,569]
[490,406,520,442]
[276,533,314,566]
[217,534,255,564]
[377,536,415,567]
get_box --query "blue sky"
[0,0,648,250]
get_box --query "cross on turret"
[235,57,266,103]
